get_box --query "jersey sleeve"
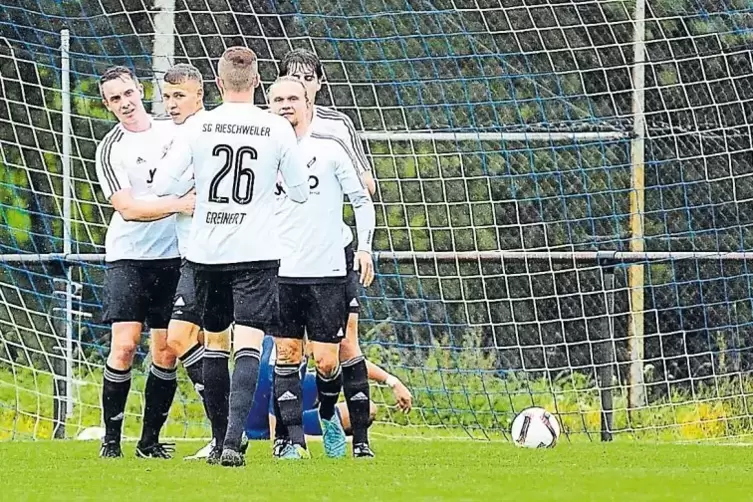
[276,123,309,203]
[151,134,194,196]
[94,135,130,201]
[336,114,372,173]
[334,146,375,253]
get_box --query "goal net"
[1,0,752,442]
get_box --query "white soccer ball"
[510,407,560,448]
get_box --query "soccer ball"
[510,407,560,448]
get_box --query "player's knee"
[109,324,140,365]
[109,338,138,367]
[314,350,340,377]
[275,338,303,365]
[152,349,177,369]
[339,337,362,362]
[205,329,231,351]
[166,320,194,353]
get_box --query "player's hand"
[392,380,413,413]
[354,250,375,287]
[177,189,196,216]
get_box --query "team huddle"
[93,47,412,466]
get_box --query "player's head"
[162,63,204,125]
[99,66,146,127]
[279,48,323,103]
[268,76,310,129]
[216,46,259,98]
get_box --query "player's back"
[185,103,297,265]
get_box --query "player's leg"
[100,262,146,458]
[272,282,309,459]
[308,282,349,458]
[167,260,205,400]
[197,270,233,463]
[340,244,374,457]
[136,260,181,458]
[220,266,277,467]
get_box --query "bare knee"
[314,347,340,376]
[151,329,177,368]
[108,322,141,369]
[275,338,303,365]
[205,328,231,352]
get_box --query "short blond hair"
[217,46,258,92]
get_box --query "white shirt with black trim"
[177,102,309,265]
[150,111,206,257]
[275,130,375,280]
[94,117,180,262]
[310,106,373,249]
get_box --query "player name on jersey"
[205,211,246,225]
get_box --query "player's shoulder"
[308,132,351,164]
[315,105,353,124]
[96,122,125,155]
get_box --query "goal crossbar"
[3,251,753,266]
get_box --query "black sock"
[274,363,305,447]
[342,356,370,445]
[102,364,132,443]
[273,390,288,440]
[203,349,230,445]
[179,342,205,398]
[224,347,261,451]
[316,364,342,421]
[139,364,177,446]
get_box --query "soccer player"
[176,47,309,467]
[94,66,195,458]
[278,48,379,455]
[269,76,376,459]
[150,63,235,459]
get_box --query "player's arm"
[338,114,376,195]
[365,360,412,413]
[95,142,194,222]
[151,147,195,197]
[335,149,376,286]
[277,123,309,203]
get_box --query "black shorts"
[276,281,348,344]
[172,259,233,331]
[344,244,360,315]
[192,261,279,332]
[102,258,181,330]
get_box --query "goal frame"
[2,1,664,441]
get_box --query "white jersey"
[276,131,375,279]
[150,111,206,257]
[311,106,372,249]
[94,118,180,262]
[179,102,308,265]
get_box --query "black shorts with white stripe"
[275,279,348,344]
[344,244,361,315]
[171,259,233,331]
[102,258,181,329]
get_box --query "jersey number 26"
[208,144,256,205]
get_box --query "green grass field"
[0,439,750,501]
